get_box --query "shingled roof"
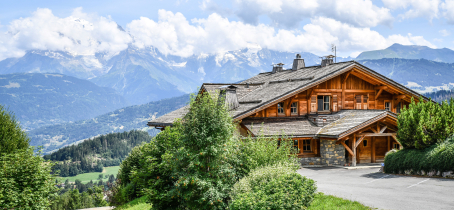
[148,60,424,133]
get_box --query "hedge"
[384,137,454,174]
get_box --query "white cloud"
[382,0,440,21]
[441,0,454,24]
[0,8,435,60]
[229,0,393,28]
[439,29,450,36]
[0,8,131,61]
[128,11,434,57]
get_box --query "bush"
[230,134,298,179]
[397,97,454,149]
[385,136,454,174]
[0,105,29,156]
[229,164,316,210]
[0,148,58,209]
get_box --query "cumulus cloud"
[0,8,435,60]
[228,0,394,28]
[0,8,131,61]
[382,0,440,21]
[128,10,434,57]
[441,0,454,24]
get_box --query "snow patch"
[2,82,20,88]
[172,62,187,67]
[44,74,63,78]
[411,83,454,93]
[63,80,73,83]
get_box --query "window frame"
[384,100,391,111]
[317,95,330,112]
[393,143,400,150]
[277,102,285,115]
[290,102,298,115]
[396,102,402,113]
[302,139,312,153]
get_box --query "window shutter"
[363,95,368,109]
[333,95,338,112]
[311,95,316,113]
[355,95,362,109]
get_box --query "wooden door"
[358,137,372,163]
[374,137,387,162]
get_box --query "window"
[277,102,284,115]
[356,95,368,109]
[302,140,312,152]
[393,143,400,150]
[293,140,299,153]
[277,140,281,149]
[291,102,298,115]
[317,95,330,111]
[396,102,402,113]
[363,140,368,147]
[385,101,391,111]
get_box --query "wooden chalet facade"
[148,55,429,166]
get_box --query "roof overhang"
[336,111,397,139]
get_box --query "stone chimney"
[292,54,305,71]
[321,55,335,67]
[219,85,239,110]
[272,63,285,73]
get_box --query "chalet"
[148,55,428,166]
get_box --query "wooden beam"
[342,71,351,84]
[391,135,401,146]
[375,89,384,100]
[379,126,387,133]
[387,136,391,151]
[357,133,397,137]
[353,134,357,166]
[370,127,378,133]
[307,88,313,113]
[341,141,354,156]
[354,136,366,148]
[371,137,376,163]
[374,86,388,90]
[313,89,376,93]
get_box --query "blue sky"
[0,0,453,59]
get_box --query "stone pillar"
[320,139,346,166]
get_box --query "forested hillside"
[44,130,151,177]
[30,94,190,153]
[424,89,454,103]
[0,73,128,130]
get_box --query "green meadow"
[57,166,120,184]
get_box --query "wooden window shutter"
[363,95,368,110]
[355,95,362,109]
[333,95,338,112]
[311,95,316,113]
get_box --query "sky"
[0,0,453,60]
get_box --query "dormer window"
[277,102,284,115]
[317,95,330,112]
[291,102,298,115]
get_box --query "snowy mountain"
[356,43,454,63]
[0,45,326,105]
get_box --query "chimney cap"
[296,54,301,59]
[271,63,285,67]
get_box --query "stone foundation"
[300,139,346,166]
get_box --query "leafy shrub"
[0,148,58,209]
[397,97,454,149]
[0,105,29,156]
[229,133,298,180]
[385,136,454,174]
[229,164,316,210]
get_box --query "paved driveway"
[298,167,454,210]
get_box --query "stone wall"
[300,139,346,166]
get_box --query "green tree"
[169,92,237,209]
[397,97,454,149]
[0,148,58,209]
[0,104,29,156]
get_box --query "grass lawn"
[115,196,152,210]
[308,193,372,210]
[57,166,120,184]
[116,193,371,210]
